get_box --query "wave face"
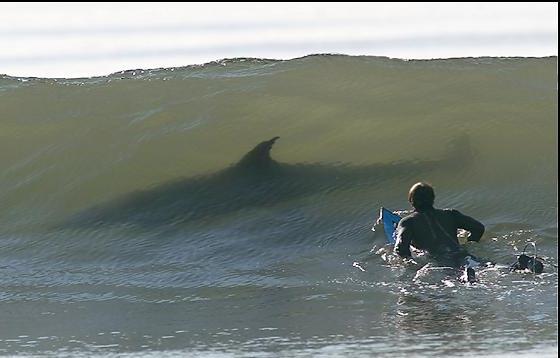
[0,55,557,356]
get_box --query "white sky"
[0,2,557,78]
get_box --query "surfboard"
[379,207,402,245]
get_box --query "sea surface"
[0,55,557,357]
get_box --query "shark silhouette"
[63,136,471,228]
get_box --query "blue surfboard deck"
[380,207,402,245]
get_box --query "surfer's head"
[408,182,435,211]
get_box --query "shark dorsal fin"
[236,136,280,170]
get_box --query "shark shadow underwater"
[62,136,472,229]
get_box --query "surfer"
[393,182,485,282]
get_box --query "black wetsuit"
[394,208,485,267]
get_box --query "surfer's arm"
[394,218,413,258]
[451,210,485,242]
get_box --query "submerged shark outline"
[63,135,472,228]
